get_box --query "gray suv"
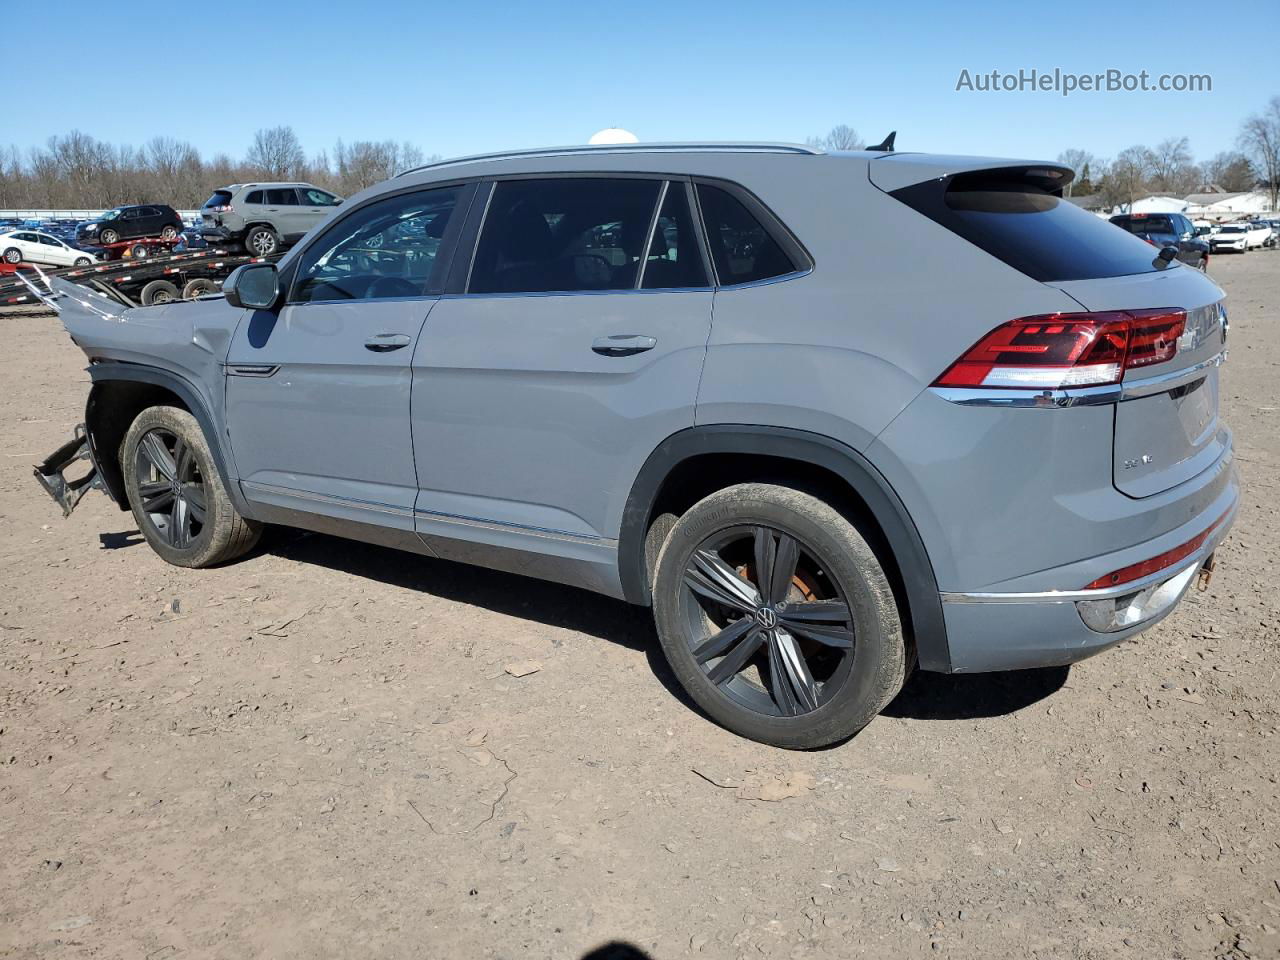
[201,182,343,255]
[42,142,1238,748]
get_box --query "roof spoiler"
[866,131,896,152]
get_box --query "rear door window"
[893,174,1163,281]
[245,190,264,204]
[266,188,298,205]
[641,182,708,289]
[469,178,662,294]
[696,183,799,285]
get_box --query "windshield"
[100,208,123,221]
[1220,226,1245,234]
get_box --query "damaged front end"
[25,273,128,518]
[34,425,111,517]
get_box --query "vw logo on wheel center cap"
[754,607,779,629]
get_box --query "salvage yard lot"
[1,255,1278,960]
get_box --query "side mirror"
[224,262,280,310]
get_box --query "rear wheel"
[122,406,261,568]
[140,279,179,305]
[181,278,218,299]
[99,228,119,245]
[652,483,906,749]
[245,226,279,256]
[3,247,21,264]
[160,224,179,240]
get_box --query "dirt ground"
[1,253,1278,960]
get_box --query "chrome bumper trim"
[931,351,1225,408]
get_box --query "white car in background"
[1210,223,1251,253]
[1,230,96,267]
[1244,221,1272,250]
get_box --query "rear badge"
[1123,455,1155,470]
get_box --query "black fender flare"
[618,425,951,672]
[85,361,255,519]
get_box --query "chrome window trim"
[931,350,1225,408]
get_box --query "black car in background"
[76,204,183,246]
[1108,212,1209,270]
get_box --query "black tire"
[3,247,21,264]
[181,278,218,299]
[99,229,119,245]
[131,243,150,259]
[160,224,179,240]
[140,280,180,305]
[121,406,261,568]
[652,483,906,749]
[245,226,279,256]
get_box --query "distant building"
[1065,194,1108,212]
[1183,191,1272,218]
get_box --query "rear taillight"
[208,204,233,213]
[933,309,1186,389]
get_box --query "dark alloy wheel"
[652,483,906,748]
[121,406,261,567]
[133,427,207,550]
[680,526,854,717]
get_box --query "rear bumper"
[199,226,241,242]
[938,472,1237,672]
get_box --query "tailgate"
[1048,269,1228,498]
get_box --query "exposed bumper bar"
[33,425,106,517]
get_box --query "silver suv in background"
[200,182,343,255]
[42,142,1237,749]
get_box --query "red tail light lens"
[1083,509,1228,589]
[934,309,1186,389]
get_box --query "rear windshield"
[1111,215,1176,234]
[891,174,1163,282]
[203,190,234,208]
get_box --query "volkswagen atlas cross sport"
[34,141,1237,749]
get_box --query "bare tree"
[245,126,306,181]
[805,124,864,151]
[1198,151,1256,192]
[1056,148,1097,196]
[1099,146,1156,211]
[1149,137,1197,196]
[1239,96,1280,211]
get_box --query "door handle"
[592,334,657,357]
[364,333,411,352]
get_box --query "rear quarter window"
[892,175,1163,282]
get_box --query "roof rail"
[397,142,823,177]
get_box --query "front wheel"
[3,247,21,264]
[652,483,906,749]
[99,229,119,245]
[122,406,262,568]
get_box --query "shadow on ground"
[884,663,1069,720]
[99,530,142,550]
[265,529,1070,726]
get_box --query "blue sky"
[10,0,1278,165]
